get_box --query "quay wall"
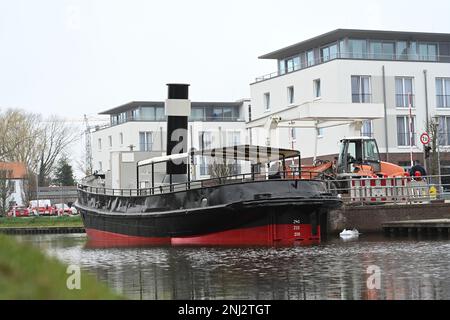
[328,202,450,234]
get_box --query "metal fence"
[330,174,450,206]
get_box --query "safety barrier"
[347,175,437,205]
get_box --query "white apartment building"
[91,100,250,188]
[248,29,450,168]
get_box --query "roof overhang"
[259,29,450,60]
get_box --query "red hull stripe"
[86,223,321,247]
[86,228,171,246]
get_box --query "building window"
[397,116,416,146]
[438,116,450,146]
[98,161,103,171]
[287,86,295,104]
[98,138,102,150]
[317,128,324,138]
[264,93,270,110]
[290,128,297,141]
[419,43,437,61]
[286,56,301,73]
[369,41,394,60]
[227,131,241,147]
[396,41,408,60]
[139,132,153,151]
[199,131,212,175]
[120,133,123,145]
[248,105,252,122]
[361,120,374,137]
[306,50,315,66]
[348,39,367,59]
[396,77,414,108]
[351,76,371,103]
[108,136,112,147]
[321,43,338,62]
[314,79,321,98]
[436,78,450,108]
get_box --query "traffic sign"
[420,132,430,145]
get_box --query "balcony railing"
[396,94,415,108]
[254,52,450,83]
[437,95,450,108]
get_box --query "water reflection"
[14,234,450,300]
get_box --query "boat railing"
[77,169,334,197]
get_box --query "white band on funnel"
[165,99,191,116]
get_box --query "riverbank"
[0,216,83,228]
[0,234,121,299]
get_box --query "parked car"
[7,206,30,217]
[29,199,55,216]
[53,203,78,215]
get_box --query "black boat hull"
[76,179,341,246]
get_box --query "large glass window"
[397,116,416,146]
[351,76,371,103]
[438,116,450,146]
[321,43,338,62]
[370,41,394,60]
[395,77,414,108]
[279,60,286,75]
[409,42,418,60]
[306,50,315,66]
[396,41,408,60]
[286,56,301,72]
[419,43,437,61]
[348,39,367,59]
[436,78,450,108]
[139,132,153,151]
[191,107,205,121]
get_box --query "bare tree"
[0,169,13,216]
[37,117,79,186]
[0,109,80,188]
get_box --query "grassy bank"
[0,216,83,228]
[0,234,121,299]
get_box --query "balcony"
[254,52,450,83]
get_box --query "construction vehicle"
[293,136,407,185]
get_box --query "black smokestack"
[165,83,190,175]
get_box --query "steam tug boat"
[75,84,342,246]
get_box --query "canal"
[13,234,450,300]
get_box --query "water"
[13,234,450,300]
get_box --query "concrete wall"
[328,202,450,234]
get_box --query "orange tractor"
[290,137,407,185]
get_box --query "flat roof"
[99,101,244,115]
[259,29,450,60]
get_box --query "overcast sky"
[1,0,450,178]
[1,0,450,120]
